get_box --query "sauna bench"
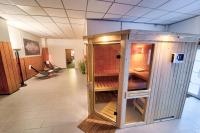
[133,98,146,115]
[129,70,149,81]
[94,71,119,77]
[94,79,147,92]
[94,70,149,81]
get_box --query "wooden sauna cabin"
[83,30,199,128]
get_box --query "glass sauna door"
[188,49,200,99]
[93,44,121,122]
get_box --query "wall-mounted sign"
[24,39,40,56]
[171,53,184,63]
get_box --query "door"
[65,49,75,68]
[93,43,121,123]
[188,48,200,99]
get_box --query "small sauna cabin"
[84,30,199,128]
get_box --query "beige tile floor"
[0,69,87,133]
[0,69,199,133]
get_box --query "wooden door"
[65,49,72,62]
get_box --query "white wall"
[41,38,47,47]
[168,16,200,34]
[8,26,42,57]
[0,18,10,41]
[87,20,166,35]
[87,20,121,35]
[122,22,166,31]
[47,39,85,68]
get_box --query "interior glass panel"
[128,44,154,91]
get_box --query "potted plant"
[79,60,86,74]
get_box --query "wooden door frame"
[116,35,131,128]
[86,40,94,114]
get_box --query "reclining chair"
[29,65,54,77]
[44,61,62,73]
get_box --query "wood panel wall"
[0,43,48,94]
[94,44,120,74]
[146,42,198,123]
[0,42,20,94]
[15,55,44,82]
[130,44,153,71]
[17,48,48,81]
[21,56,44,80]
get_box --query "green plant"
[79,60,86,74]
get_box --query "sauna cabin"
[84,30,199,128]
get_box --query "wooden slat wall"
[146,42,198,123]
[176,43,198,118]
[0,42,20,94]
[15,56,44,82]
[0,44,9,94]
[23,56,44,80]
[130,44,153,71]
[94,44,120,74]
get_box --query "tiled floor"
[0,69,200,133]
[0,69,87,133]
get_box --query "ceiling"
[0,0,200,39]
